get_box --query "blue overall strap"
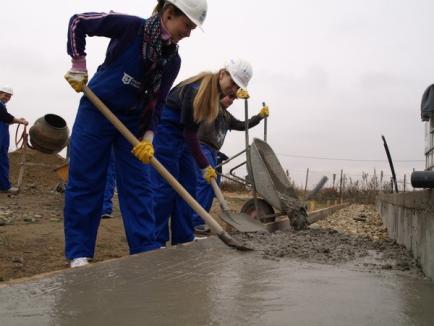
[0,104,11,190]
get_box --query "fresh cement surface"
[1,237,434,326]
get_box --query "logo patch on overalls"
[122,73,141,89]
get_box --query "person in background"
[0,86,28,194]
[101,152,116,219]
[192,93,269,234]
[151,58,253,246]
[63,0,208,267]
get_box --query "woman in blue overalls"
[192,94,269,233]
[63,0,208,268]
[151,58,253,246]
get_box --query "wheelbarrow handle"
[262,102,267,142]
[244,98,249,152]
[82,86,247,250]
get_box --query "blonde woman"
[151,59,253,246]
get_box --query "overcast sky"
[1,0,432,189]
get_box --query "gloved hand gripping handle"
[81,86,251,251]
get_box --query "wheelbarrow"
[216,100,328,232]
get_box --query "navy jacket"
[67,12,181,132]
[0,102,14,124]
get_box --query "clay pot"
[29,114,69,154]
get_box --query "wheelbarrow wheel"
[240,198,275,224]
[55,182,66,193]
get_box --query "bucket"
[29,114,69,154]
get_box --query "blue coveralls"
[151,106,197,246]
[101,151,116,216]
[0,103,11,191]
[64,35,160,259]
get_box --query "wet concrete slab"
[1,237,434,326]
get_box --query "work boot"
[7,187,19,195]
[194,224,211,235]
[70,257,90,268]
[101,213,113,219]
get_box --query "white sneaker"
[70,257,90,268]
[5,187,19,194]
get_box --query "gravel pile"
[233,204,422,275]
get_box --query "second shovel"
[210,179,266,233]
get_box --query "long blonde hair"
[179,71,221,124]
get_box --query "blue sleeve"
[67,12,143,57]
[0,102,14,124]
[148,54,181,132]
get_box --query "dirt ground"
[0,149,423,282]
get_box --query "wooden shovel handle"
[210,178,230,211]
[83,87,139,147]
[82,86,225,235]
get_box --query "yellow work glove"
[259,105,269,118]
[131,140,154,164]
[236,88,250,99]
[64,70,88,92]
[202,166,217,184]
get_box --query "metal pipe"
[229,161,247,178]
[305,176,328,201]
[381,135,399,193]
[214,149,246,169]
[411,171,434,188]
[219,173,248,186]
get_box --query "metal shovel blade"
[219,210,267,233]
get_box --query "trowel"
[210,179,267,233]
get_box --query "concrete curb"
[377,190,434,280]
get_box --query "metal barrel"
[411,171,434,188]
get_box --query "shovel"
[210,179,266,232]
[82,86,251,251]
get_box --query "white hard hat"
[224,58,253,90]
[0,85,13,95]
[167,0,207,28]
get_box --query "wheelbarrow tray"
[247,138,297,212]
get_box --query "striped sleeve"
[67,12,142,57]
